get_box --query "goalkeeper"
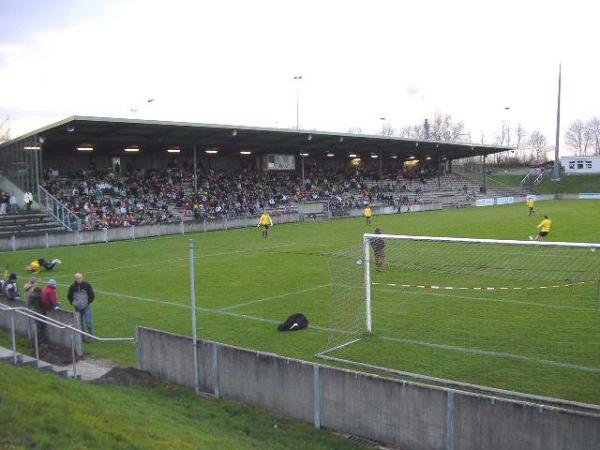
[257,211,273,238]
[25,258,62,274]
[370,228,386,272]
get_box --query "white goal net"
[323,234,600,401]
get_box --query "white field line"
[67,283,600,374]
[219,284,331,311]
[373,287,594,312]
[59,242,299,277]
[379,335,600,374]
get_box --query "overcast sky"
[1,0,599,153]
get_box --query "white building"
[560,155,600,175]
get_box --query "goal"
[322,233,600,399]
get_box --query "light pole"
[553,63,562,180]
[294,76,303,130]
[379,117,386,135]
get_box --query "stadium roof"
[1,115,512,160]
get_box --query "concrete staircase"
[0,212,67,239]
[0,346,81,379]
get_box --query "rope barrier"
[372,280,594,291]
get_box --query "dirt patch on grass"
[89,366,158,387]
[38,343,80,365]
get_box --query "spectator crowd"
[41,163,447,230]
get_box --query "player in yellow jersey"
[526,198,535,215]
[25,258,62,274]
[364,206,373,226]
[257,212,273,238]
[530,215,551,241]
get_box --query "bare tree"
[565,119,592,156]
[398,124,426,139]
[496,122,511,147]
[347,127,363,135]
[381,122,395,136]
[429,113,466,142]
[515,123,527,149]
[588,117,600,155]
[0,116,10,143]
[528,130,547,160]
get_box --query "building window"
[568,161,575,169]
[586,161,593,169]
[577,161,584,169]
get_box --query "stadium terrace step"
[0,226,67,239]
[0,345,81,379]
[0,213,48,224]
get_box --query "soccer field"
[3,200,600,405]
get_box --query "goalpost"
[321,233,600,398]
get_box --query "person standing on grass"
[257,211,273,238]
[526,197,535,215]
[370,228,386,272]
[67,273,95,338]
[364,205,373,226]
[25,277,45,344]
[40,279,60,311]
[3,273,20,301]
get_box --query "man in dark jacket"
[67,273,95,337]
[25,277,45,344]
[3,273,20,301]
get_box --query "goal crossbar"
[363,233,600,250]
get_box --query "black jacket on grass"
[277,313,309,331]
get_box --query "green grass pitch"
[2,200,599,405]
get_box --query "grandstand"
[0,116,513,235]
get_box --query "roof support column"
[193,144,198,196]
[481,155,486,191]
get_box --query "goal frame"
[363,233,600,334]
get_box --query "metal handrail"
[37,184,81,231]
[0,302,134,342]
[0,301,134,378]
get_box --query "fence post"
[104,227,108,243]
[203,218,207,233]
[180,220,185,235]
[212,343,219,398]
[446,391,456,450]
[70,331,77,379]
[76,230,80,246]
[131,225,136,240]
[11,235,16,252]
[189,239,200,395]
[45,232,49,248]
[135,327,142,370]
[10,310,17,364]
[313,365,321,429]
[33,320,39,364]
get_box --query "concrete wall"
[0,296,82,355]
[136,326,600,450]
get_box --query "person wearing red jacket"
[41,279,60,312]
